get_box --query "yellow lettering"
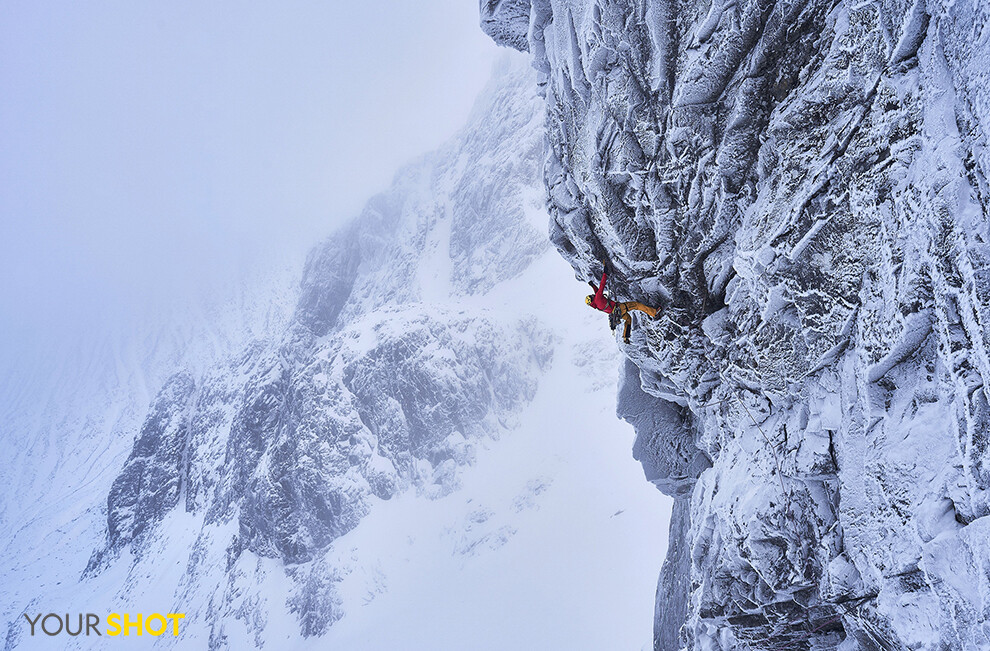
[145,614,166,636]
[166,613,185,636]
[106,614,120,636]
[122,613,142,636]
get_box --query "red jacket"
[589,270,616,313]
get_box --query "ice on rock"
[487,0,990,647]
[97,372,196,559]
[480,0,533,52]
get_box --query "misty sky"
[0,1,504,348]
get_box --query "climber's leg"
[623,301,658,319]
[622,312,632,343]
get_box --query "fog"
[0,1,501,359]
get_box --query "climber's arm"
[592,270,609,302]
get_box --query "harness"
[609,308,621,331]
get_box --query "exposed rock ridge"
[85,59,554,640]
[484,1,990,648]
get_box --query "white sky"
[0,0,504,343]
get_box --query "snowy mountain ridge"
[484,0,990,648]
[2,56,669,649]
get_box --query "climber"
[585,262,659,344]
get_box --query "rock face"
[481,0,533,51]
[86,58,553,639]
[485,1,990,648]
[105,372,196,551]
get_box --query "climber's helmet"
[585,295,593,306]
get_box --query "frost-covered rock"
[487,0,990,648]
[181,307,550,566]
[102,372,196,554]
[481,0,533,51]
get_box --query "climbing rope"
[732,387,793,516]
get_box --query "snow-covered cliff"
[484,0,990,648]
[2,57,669,649]
[73,59,550,645]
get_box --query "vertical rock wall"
[483,0,990,647]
